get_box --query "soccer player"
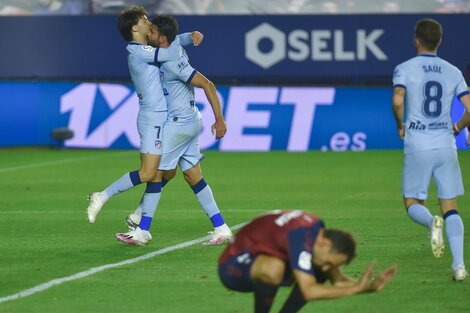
[86,6,202,244]
[392,18,470,280]
[119,15,232,246]
[218,210,397,313]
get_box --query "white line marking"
[0,209,263,214]
[0,151,134,174]
[0,223,246,304]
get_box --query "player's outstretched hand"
[212,119,227,140]
[368,264,397,292]
[356,261,376,293]
[191,31,204,46]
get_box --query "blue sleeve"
[393,65,406,89]
[287,227,315,275]
[178,33,193,47]
[156,37,182,62]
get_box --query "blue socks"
[444,210,465,270]
[407,203,433,229]
[104,170,141,199]
[192,178,225,227]
[138,182,162,231]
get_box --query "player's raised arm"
[190,72,227,139]
[156,37,182,62]
[177,31,204,46]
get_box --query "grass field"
[0,148,468,313]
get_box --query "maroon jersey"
[219,210,324,276]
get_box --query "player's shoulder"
[395,56,420,70]
[437,57,461,74]
[127,43,156,55]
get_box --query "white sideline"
[0,151,133,173]
[0,223,245,305]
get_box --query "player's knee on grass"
[250,256,286,286]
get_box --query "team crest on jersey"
[155,140,161,149]
[142,45,155,52]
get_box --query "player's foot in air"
[466,133,470,148]
[204,225,233,245]
[86,192,107,224]
[115,227,152,246]
[125,212,141,230]
[453,265,468,281]
[430,215,444,258]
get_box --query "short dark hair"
[117,6,148,42]
[151,15,178,44]
[415,18,442,51]
[324,229,356,264]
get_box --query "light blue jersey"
[159,48,199,122]
[127,34,193,112]
[393,54,469,154]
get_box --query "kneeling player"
[218,210,397,313]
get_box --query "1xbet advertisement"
[1,82,468,151]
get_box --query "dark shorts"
[218,253,295,292]
[218,253,257,292]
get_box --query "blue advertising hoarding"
[1,82,468,151]
[0,14,469,83]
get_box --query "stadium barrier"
[1,82,467,150]
[0,14,469,84]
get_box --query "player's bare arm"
[327,263,397,292]
[292,262,375,300]
[190,72,227,139]
[326,266,356,287]
[454,94,470,133]
[392,86,406,139]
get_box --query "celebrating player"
[218,210,397,313]
[86,6,201,244]
[120,15,232,246]
[392,18,470,280]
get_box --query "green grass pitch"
[0,148,468,313]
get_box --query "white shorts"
[137,110,167,155]
[159,116,204,171]
[402,148,464,200]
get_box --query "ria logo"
[245,22,388,69]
